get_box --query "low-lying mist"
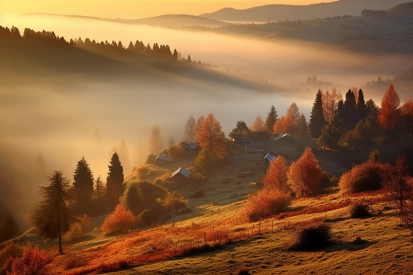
[1,13,411,226]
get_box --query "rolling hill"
[200,0,409,22]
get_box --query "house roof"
[264,153,277,161]
[171,167,191,178]
[155,154,173,162]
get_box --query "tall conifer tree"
[106,153,125,208]
[265,105,278,132]
[309,90,326,138]
[73,157,94,211]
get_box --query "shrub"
[136,209,157,227]
[349,202,371,218]
[102,205,135,234]
[237,266,252,275]
[167,145,186,160]
[158,191,187,212]
[64,223,83,242]
[0,243,22,275]
[244,189,291,222]
[190,188,204,198]
[339,162,390,193]
[285,222,333,251]
[65,256,87,270]
[9,244,49,275]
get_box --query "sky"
[0,0,336,18]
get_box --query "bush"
[136,209,156,226]
[237,266,252,275]
[0,243,23,275]
[167,145,186,160]
[339,162,390,193]
[349,202,371,218]
[158,191,187,212]
[102,205,135,234]
[64,214,92,242]
[285,222,333,251]
[244,189,291,222]
[9,245,49,275]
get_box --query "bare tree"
[184,115,196,142]
[149,126,164,155]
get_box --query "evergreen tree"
[296,114,309,138]
[357,89,366,122]
[344,89,357,130]
[73,157,94,211]
[94,176,105,203]
[317,114,344,150]
[106,153,125,208]
[229,120,251,139]
[33,171,74,254]
[265,105,278,132]
[309,90,327,138]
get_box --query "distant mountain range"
[200,0,410,22]
[25,13,229,27]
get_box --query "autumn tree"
[379,84,401,134]
[273,117,286,135]
[229,120,251,139]
[322,88,342,121]
[265,105,278,132]
[194,115,205,139]
[33,171,74,254]
[288,147,323,197]
[287,103,301,125]
[263,156,290,193]
[309,90,327,138]
[148,126,164,155]
[382,156,413,227]
[73,157,94,211]
[106,153,125,208]
[183,115,196,142]
[251,115,265,131]
[196,113,227,160]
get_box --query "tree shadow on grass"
[326,239,377,252]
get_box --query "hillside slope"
[200,0,409,22]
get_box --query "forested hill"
[0,26,265,90]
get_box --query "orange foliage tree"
[250,115,265,131]
[193,115,205,140]
[378,84,401,133]
[263,156,290,193]
[288,147,323,197]
[195,113,227,160]
[102,205,135,234]
[9,245,49,275]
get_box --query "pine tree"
[265,105,278,132]
[309,90,327,138]
[94,176,105,203]
[33,171,74,254]
[229,121,251,139]
[73,157,94,211]
[344,89,357,130]
[317,114,344,150]
[106,153,125,208]
[357,89,366,122]
[296,114,309,138]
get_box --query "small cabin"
[264,153,277,164]
[181,142,198,153]
[171,167,191,182]
[154,154,173,166]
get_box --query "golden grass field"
[8,138,413,274]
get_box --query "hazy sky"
[1,0,336,18]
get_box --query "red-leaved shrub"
[339,162,390,194]
[8,244,49,275]
[102,205,135,234]
[244,189,291,222]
